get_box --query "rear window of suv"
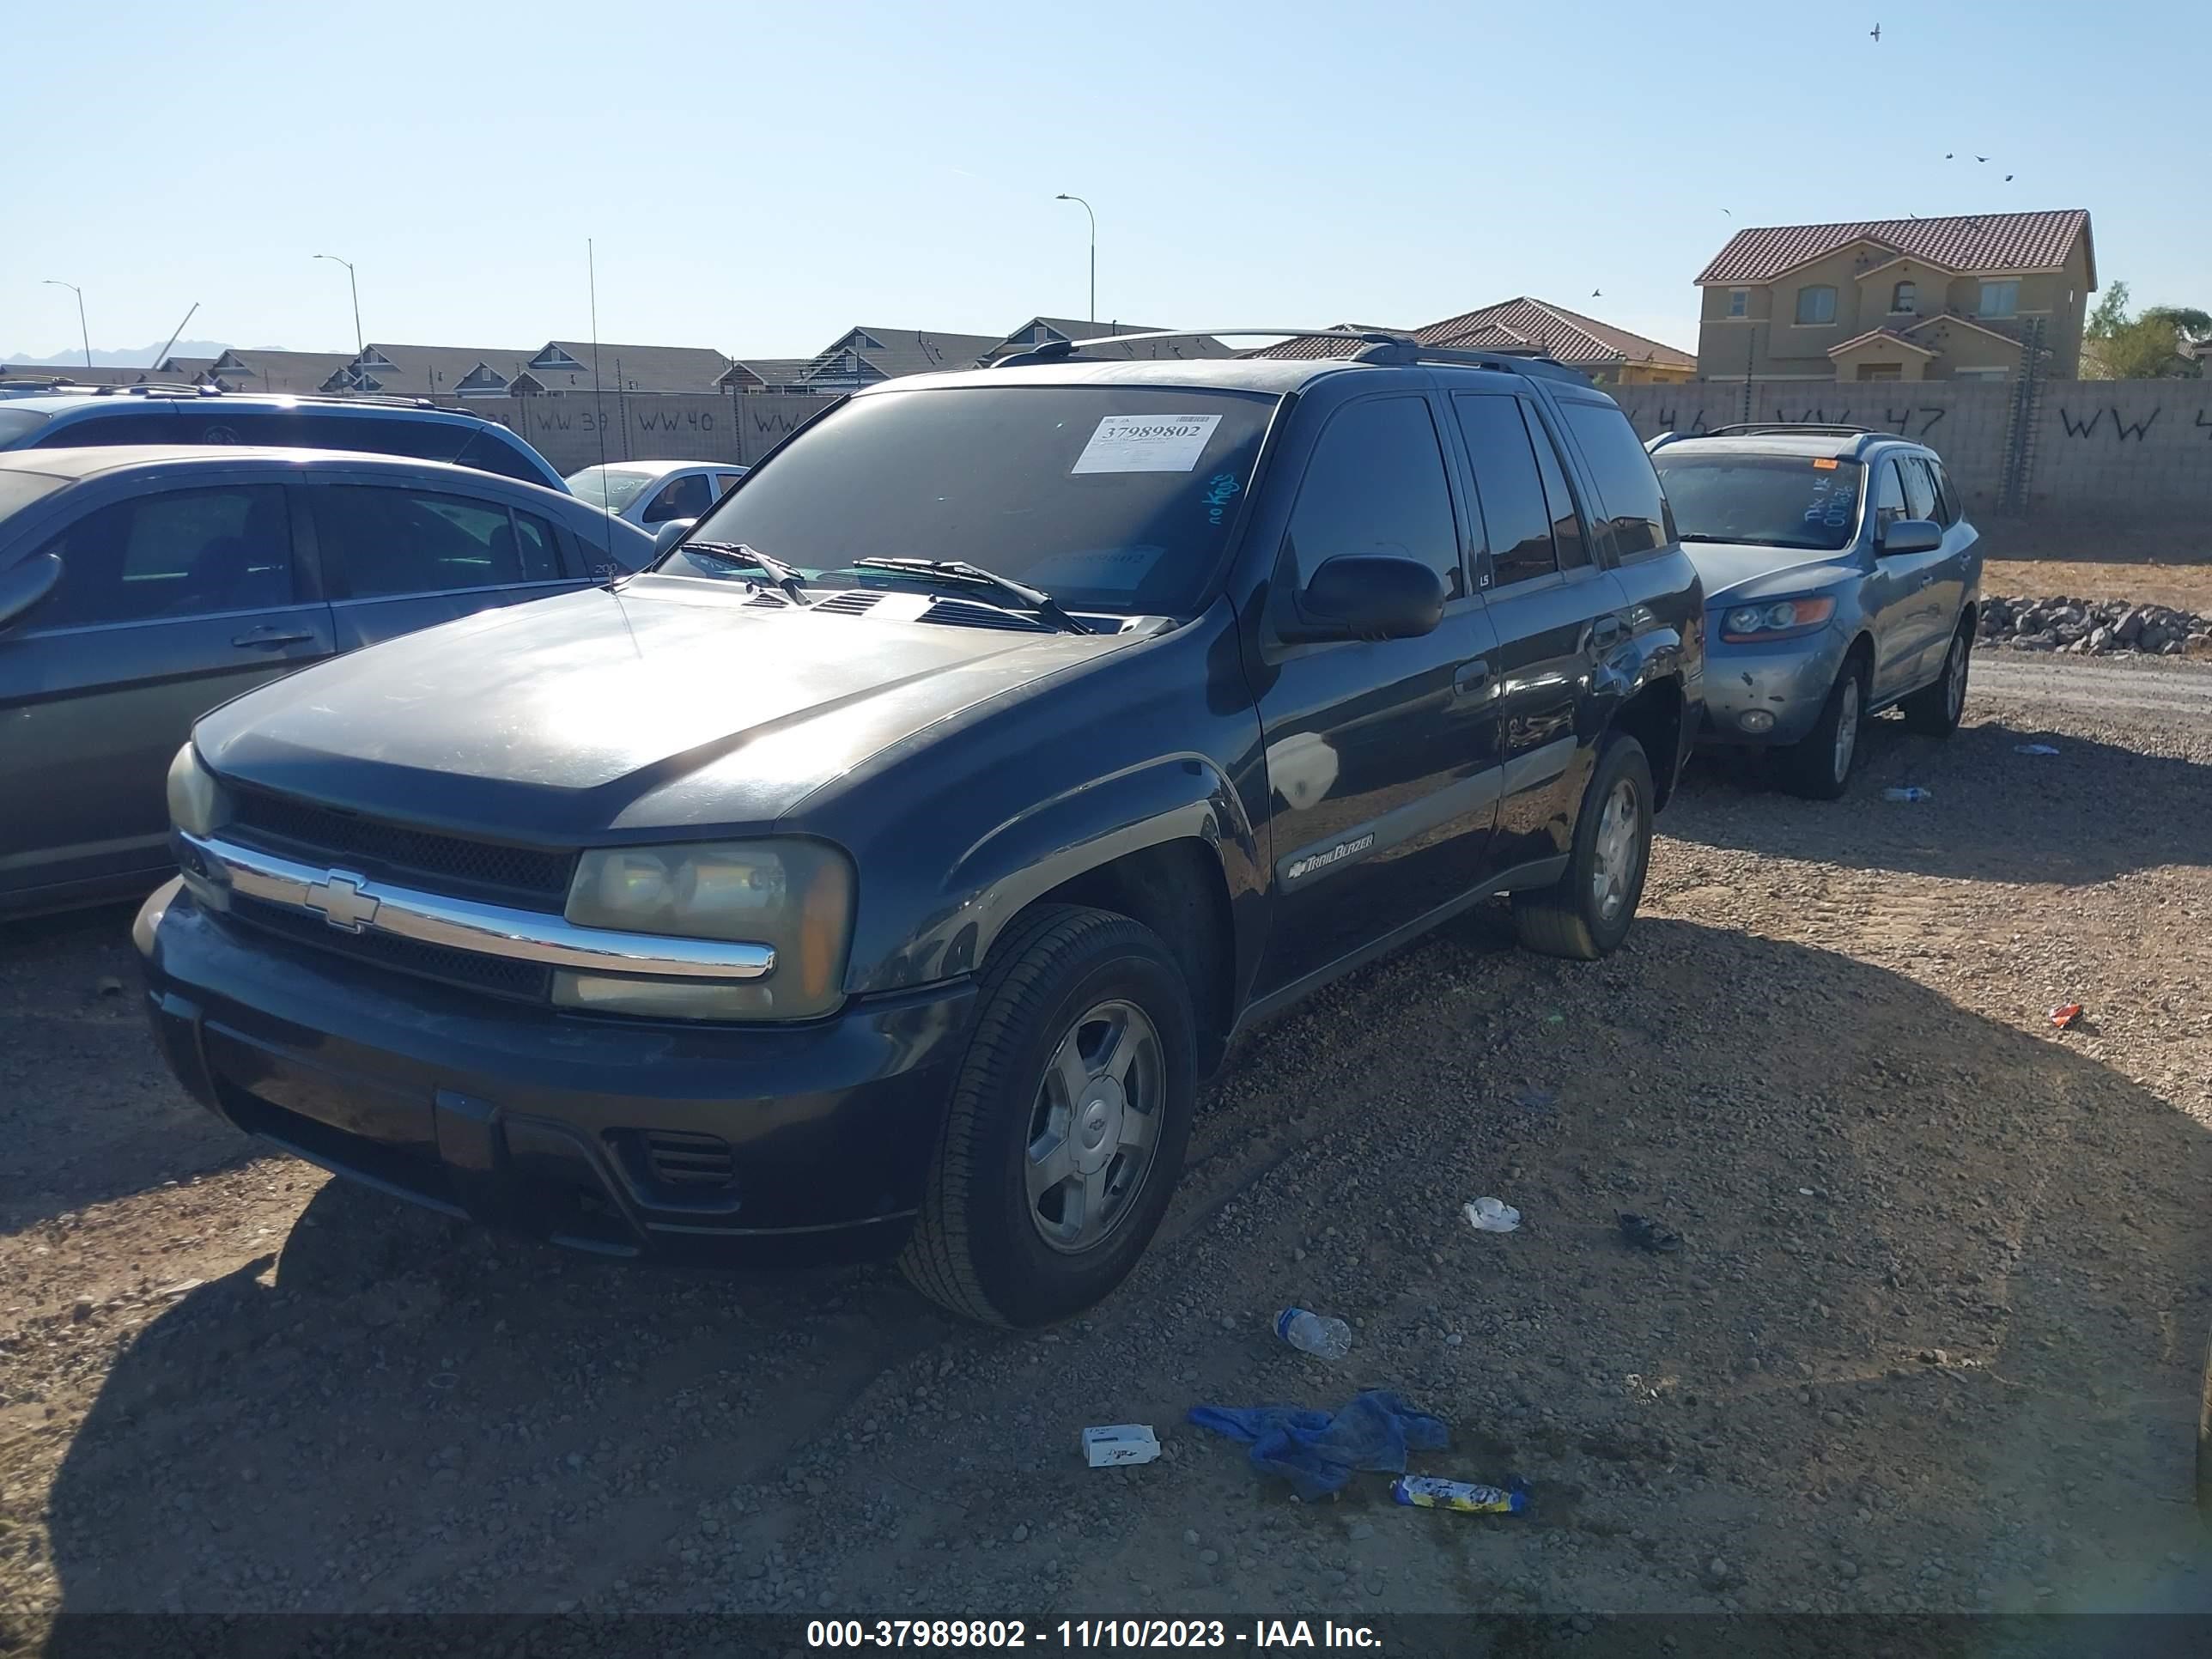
[1652,452,1866,553]
[23,404,552,487]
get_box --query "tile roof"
[530,343,734,392]
[348,343,538,398]
[1248,300,1692,369]
[1826,327,1938,358]
[207,349,363,394]
[988,319,1235,362]
[1697,210,2093,287]
[805,327,1005,384]
[718,357,821,391]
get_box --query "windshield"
[0,408,52,445]
[566,466,659,513]
[1653,453,1865,552]
[668,386,1276,613]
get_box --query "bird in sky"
[2004,173,2014,182]
[1591,289,1603,298]
[1721,207,1732,216]
[1944,152,1954,159]
[1870,22,1881,41]
[1976,155,1989,162]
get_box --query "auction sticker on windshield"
[1072,414,1222,474]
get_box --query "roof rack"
[1699,422,1876,438]
[986,327,1589,385]
[985,326,1416,368]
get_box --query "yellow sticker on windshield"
[1812,458,1838,470]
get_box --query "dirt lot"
[5,657,2212,1646]
[1984,559,2212,617]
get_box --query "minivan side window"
[1282,396,1462,599]
[27,485,295,630]
[1450,392,1557,588]
[315,485,563,598]
[1561,402,1672,557]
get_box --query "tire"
[1779,655,1867,800]
[899,904,1197,1328]
[1513,732,1653,961]
[1902,623,1972,737]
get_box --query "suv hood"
[194,578,1142,836]
[1683,542,1863,606]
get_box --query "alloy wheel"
[1024,1000,1164,1255]
[1590,777,1643,923]
[1833,677,1862,784]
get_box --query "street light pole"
[42,280,90,369]
[1054,194,1097,325]
[313,253,363,356]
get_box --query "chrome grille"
[228,789,574,908]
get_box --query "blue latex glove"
[1188,1389,1449,1500]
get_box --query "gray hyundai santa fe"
[134,331,1705,1326]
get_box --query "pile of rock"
[1976,595,2211,657]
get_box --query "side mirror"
[651,518,696,559]
[1281,555,1446,644]
[0,552,62,633]
[1879,518,1942,556]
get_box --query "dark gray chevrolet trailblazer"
[136,330,1705,1326]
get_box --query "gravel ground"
[4,657,2212,1645]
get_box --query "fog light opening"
[1738,709,1777,734]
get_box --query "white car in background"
[565,460,747,530]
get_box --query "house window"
[1727,289,1747,319]
[1889,280,1916,313]
[1978,280,2020,319]
[1856,363,1903,381]
[1953,367,2010,381]
[1794,285,1838,325]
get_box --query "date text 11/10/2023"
[805,1618,1385,1649]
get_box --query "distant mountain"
[2,339,234,368]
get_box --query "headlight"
[556,838,854,1020]
[1719,596,1837,641]
[165,744,227,837]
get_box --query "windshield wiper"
[843,557,1091,635]
[678,541,811,605]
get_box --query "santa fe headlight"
[556,839,855,1020]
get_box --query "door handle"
[1453,659,1491,696]
[1589,614,1626,649]
[231,627,314,648]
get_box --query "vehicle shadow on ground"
[0,898,251,1235]
[1669,710,2212,884]
[39,916,2212,1625]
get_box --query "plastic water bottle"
[1275,1307,1352,1360]
[1883,787,1933,803]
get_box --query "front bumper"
[134,879,976,1262]
[1695,625,1850,748]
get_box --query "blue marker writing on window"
[1204,472,1242,525]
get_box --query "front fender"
[860,755,1262,992]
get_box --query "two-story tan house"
[1693,209,2094,384]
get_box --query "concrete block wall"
[1606,379,2212,525]
[444,392,835,476]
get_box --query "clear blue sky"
[5,0,2200,362]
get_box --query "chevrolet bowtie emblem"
[306,871,380,933]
